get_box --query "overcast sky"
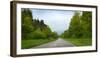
[31,9,75,35]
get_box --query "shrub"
[32,30,47,39]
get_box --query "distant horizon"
[30,8,76,35]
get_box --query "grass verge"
[21,38,57,49]
[63,38,92,46]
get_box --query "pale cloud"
[31,9,75,35]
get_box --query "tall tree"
[21,8,34,39]
[68,12,82,38]
[22,8,58,40]
[80,11,92,37]
[61,11,92,38]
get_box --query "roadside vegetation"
[61,11,92,46]
[21,8,92,49]
[22,38,56,49]
[21,9,58,49]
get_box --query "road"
[32,38,75,48]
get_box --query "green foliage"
[21,8,59,49]
[62,11,92,38]
[51,32,59,38]
[22,38,56,49]
[68,12,82,38]
[21,9,34,40]
[32,29,47,39]
[63,38,92,46]
[80,11,92,37]
[21,8,58,40]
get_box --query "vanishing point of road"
[32,38,75,48]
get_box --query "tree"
[21,8,34,39]
[22,8,58,40]
[67,12,82,38]
[80,11,92,38]
[61,11,92,38]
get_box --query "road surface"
[32,38,75,48]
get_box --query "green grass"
[63,38,92,46]
[21,38,57,49]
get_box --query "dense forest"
[61,11,92,46]
[21,8,92,48]
[21,9,58,49]
[61,11,92,38]
[22,9,58,40]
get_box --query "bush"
[22,24,35,40]
[32,30,47,39]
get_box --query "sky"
[31,9,75,35]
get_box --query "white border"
[17,4,96,55]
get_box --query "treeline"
[22,9,58,40]
[61,11,92,38]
